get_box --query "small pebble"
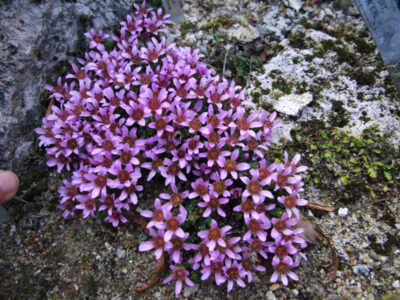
[270,283,280,291]
[338,207,349,217]
[393,280,400,289]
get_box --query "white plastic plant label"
[354,0,400,95]
[161,0,184,23]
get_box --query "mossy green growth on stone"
[267,120,399,202]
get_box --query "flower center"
[103,196,114,208]
[208,131,219,143]
[259,168,270,180]
[276,262,290,275]
[224,160,237,172]
[174,269,186,281]
[153,209,164,222]
[247,181,261,195]
[171,193,182,206]
[249,219,261,232]
[152,159,163,170]
[208,148,220,161]
[209,227,221,241]
[94,175,107,187]
[118,170,129,183]
[167,163,180,176]
[250,240,262,252]
[226,267,239,280]
[155,118,166,130]
[153,236,165,249]
[208,197,219,209]
[120,151,132,164]
[274,220,286,232]
[195,184,207,196]
[188,139,198,150]
[199,243,209,256]
[167,218,179,231]
[132,108,144,121]
[275,245,288,258]
[213,181,226,194]
[242,200,255,213]
[67,139,77,149]
[237,117,250,131]
[189,118,201,131]
[284,197,297,209]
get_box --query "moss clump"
[288,30,307,49]
[329,100,349,127]
[344,34,376,54]
[272,76,292,95]
[350,69,376,86]
[180,21,196,32]
[201,17,234,29]
[278,122,400,201]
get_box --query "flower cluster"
[36,1,309,294]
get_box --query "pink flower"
[219,149,250,180]
[139,228,172,260]
[198,192,229,218]
[163,265,194,295]
[277,194,308,219]
[270,256,299,286]
[105,208,128,227]
[198,219,232,251]
[223,259,247,292]
[240,169,273,204]
[75,194,96,218]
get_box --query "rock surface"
[0,0,131,170]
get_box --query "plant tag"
[161,0,184,23]
[354,0,400,96]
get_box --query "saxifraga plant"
[36,1,309,295]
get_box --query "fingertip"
[0,171,19,204]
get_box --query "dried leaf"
[296,215,324,246]
[135,252,167,292]
[297,215,338,284]
[307,201,337,212]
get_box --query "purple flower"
[139,228,172,260]
[141,198,172,230]
[75,194,96,218]
[159,158,187,186]
[198,219,231,251]
[198,192,229,218]
[277,194,308,219]
[163,265,194,295]
[223,259,247,292]
[240,169,273,204]
[105,208,128,227]
[199,141,230,168]
[270,213,299,242]
[270,256,299,286]
[161,205,187,241]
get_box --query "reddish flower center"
[276,262,290,275]
[67,139,77,149]
[167,163,179,176]
[242,258,253,271]
[224,160,237,172]
[248,139,257,151]
[170,193,182,206]
[120,151,132,164]
[277,175,288,186]
[199,243,209,256]
[94,175,107,187]
[189,118,201,131]
[103,196,114,208]
[249,219,261,232]
[211,262,223,274]
[195,184,207,196]
[209,227,221,241]
[247,181,261,195]
[209,131,219,143]
[237,117,250,131]
[259,168,270,180]
[152,159,163,170]
[213,181,225,194]
[208,197,219,209]
[208,148,220,161]
[132,108,144,121]
[274,220,287,232]
[153,209,164,222]
[275,245,288,258]
[174,269,186,281]
[148,49,158,61]
[284,197,297,209]
[171,237,183,250]
[167,218,179,231]
[188,139,198,150]
[102,140,114,151]
[153,236,165,249]
[155,118,166,130]
[118,170,129,183]
[226,267,239,280]
[85,198,95,210]
[101,157,113,168]
[209,116,220,128]
[250,240,262,252]
[242,200,255,213]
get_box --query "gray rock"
[0,0,132,170]
[272,93,313,116]
[352,265,370,276]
